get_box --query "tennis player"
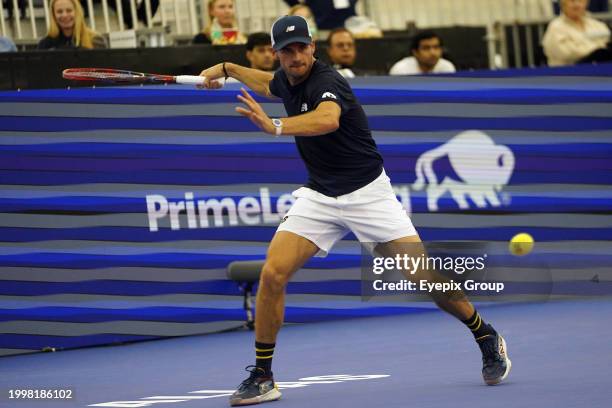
[199,15,511,406]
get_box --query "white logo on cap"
[287,25,295,32]
[322,92,337,100]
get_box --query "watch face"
[273,119,282,127]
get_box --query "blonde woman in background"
[38,0,106,49]
[288,4,318,39]
[542,0,611,66]
[193,0,246,45]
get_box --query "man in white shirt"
[327,27,357,78]
[389,31,456,75]
[543,0,611,66]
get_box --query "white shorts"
[277,169,418,257]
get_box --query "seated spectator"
[0,36,17,52]
[246,32,276,72]
[543,0,611,66]
[326,28,357,78]
[193,0,246,45]
[288,4,318,39]
[38,0,107,50]
[389,31,456,75]
[284,0,357,30]
[552,0,609,14]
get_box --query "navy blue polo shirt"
[269,60,383,197]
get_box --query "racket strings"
[62,69,169,84]
[78,72,143,80]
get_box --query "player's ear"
[310,41,316,55]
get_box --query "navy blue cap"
[270,15,313,51]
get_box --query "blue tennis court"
[2,299,611,408]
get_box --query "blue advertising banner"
[1,64,611,356]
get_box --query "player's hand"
[236,88,275,135]
[198,64,225,89]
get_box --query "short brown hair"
[327,27,354,46]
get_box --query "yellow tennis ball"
[509,233,534,256]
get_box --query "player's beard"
[285,61,311,84]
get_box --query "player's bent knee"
[259,263,291,292]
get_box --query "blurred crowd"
[1,0,611,74]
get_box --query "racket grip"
[175,75,206,85]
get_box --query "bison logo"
[412,130,515,212]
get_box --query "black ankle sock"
[255,341,275,375]
[462,310,496,340]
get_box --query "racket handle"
[175,75,206,85]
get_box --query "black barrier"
[0,27,488,90]
[0,45,249,90]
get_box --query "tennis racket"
[62,68,211,85]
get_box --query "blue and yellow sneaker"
[477,331,512,385]
[229,366,281,406]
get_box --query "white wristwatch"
[271,118,283,137]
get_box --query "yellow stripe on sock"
[466,313,480,327]
[255,348,275,352]
[468,314,481,328]
[255,355,274,359]
[471,317,482,332]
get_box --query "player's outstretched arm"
[199,63,275,98]
[236,88,340,137]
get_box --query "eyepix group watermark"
[371,278,505,294]
[366,252,506,295]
